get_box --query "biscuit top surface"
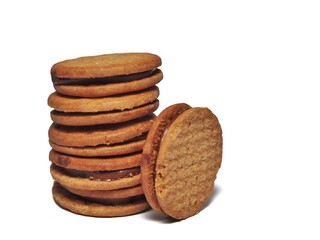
[51,53,162,79]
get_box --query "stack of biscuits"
[47,53,162,217]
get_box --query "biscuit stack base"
[48,53,162,217]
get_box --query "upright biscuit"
[141,104,223,220]
[141,103,191,213]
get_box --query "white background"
[1,0,319,239]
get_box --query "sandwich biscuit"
[49,150,142,171]
[48,86,159,113]
[141,103,223,220]
[54,69,163,97]
[51,52,161,80]
[64,184,144,199]
[49,134,146,157]
[48,115,155,147]
[50,100,159,126]
[50,164,141,191]
[52,182,149,217]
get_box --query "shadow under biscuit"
[142,210,178,224]
[141,184,222,223]
[203,184,222,209]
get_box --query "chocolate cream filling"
[59,165,140,181]
[52,69,155,85]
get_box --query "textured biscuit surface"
[141,103,191,213]
[155,107,223,220]
[54,69,163,97]
[51,52,161,79]
[50,100,159,126]
[51,53,161,78]
[52,183,149,217]
[48,86,159,113]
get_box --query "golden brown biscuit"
[49,150,142,171]
[50,164,141,191]
[50,100,159,126]
[141,103,191,214]
[48,86,159,113]
[49,136,145,157]
[141,104,223,220]
[54,69,163,97]
[51,53,161,79]
[52,182,149,217]
[64,184,144,199]
[48,115,155,147]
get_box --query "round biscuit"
[49,137,145,157]
[50,164,141,191]
[54,69,163,97]
[141,103,191,214]
[48,86,159,113]
[51,52,161,79]
[50,100,159,126]
[52,183,149,217]
[64,184,144,199]
[155,107,223,220]
[49,150,142,171]
[48,115,155,147]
